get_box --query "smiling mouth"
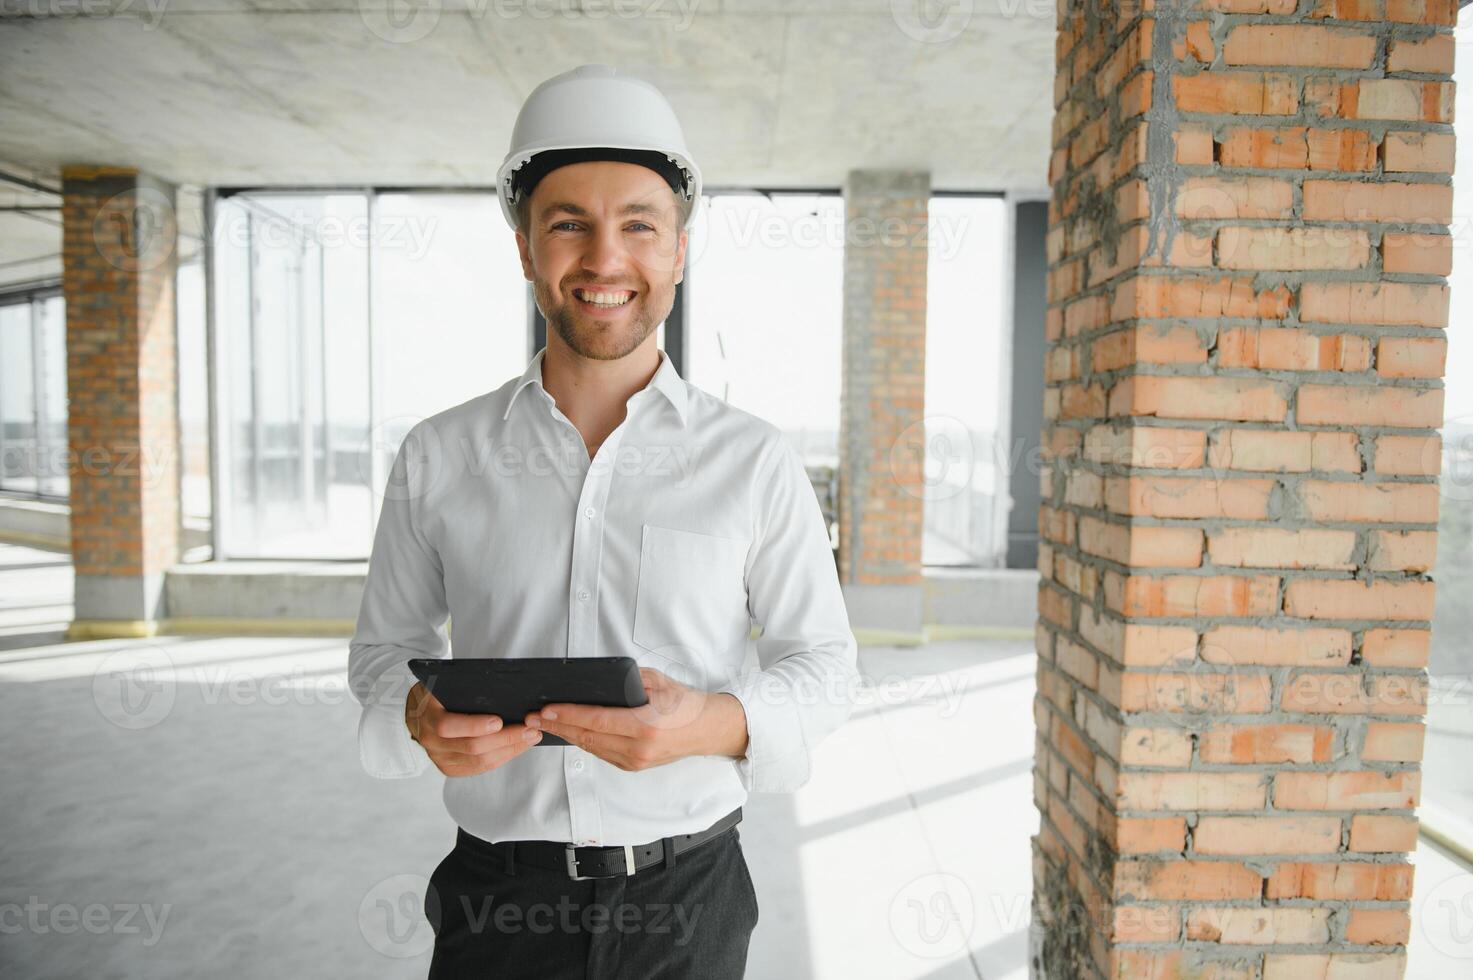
[572,287,637,310]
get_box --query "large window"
[683,191,1012,562]
[0,289,66,500]
[684,192,844,546]
[923,195,1010,567]
[177,251,211,535]
[213,193,361,559]
[371,193,529,468]
[1420,9,1473,850]
[685,192,844,466]
[210,191,529,559]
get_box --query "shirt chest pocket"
[632,523,752,659]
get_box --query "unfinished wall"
[62,167,180,631]
[1032,2,1455,977]
[839,168,931,638]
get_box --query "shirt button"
[577,589,590,602]
[573,759,585,772]
[584,506,596,519]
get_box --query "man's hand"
[405,682,544,777]
[525,667,750,772]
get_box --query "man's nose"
[580,225,632,277]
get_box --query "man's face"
[517,161,688,362]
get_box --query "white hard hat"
[496,64,702,232]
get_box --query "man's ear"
[673,228,688,286]
[515,228,534,281]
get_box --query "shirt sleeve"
[347,422,450,780]
[716,436,860,794]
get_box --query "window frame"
[0,282,65,504]
[205,186,541,561]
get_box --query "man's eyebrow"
[539,201,666,222]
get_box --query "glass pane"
[177,258,210,530]
[923,197,1009,567]
[254,199,324,550]
[371,193,528,485]
[1422,20,1473,844]
[686,194,844,467]
[214,196,253,551]
[214,193,372,558]
[323,198,373,557]
[0,302,37,495]
[35,296,68,499]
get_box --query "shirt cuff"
[717,670,812,794]
[357,659,431,780]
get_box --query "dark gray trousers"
[425,824,758,979]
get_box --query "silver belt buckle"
[565,843,638,880]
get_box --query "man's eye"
[551,221,580,231]
[628,223,654,232]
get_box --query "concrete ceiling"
[0,0,1056,287]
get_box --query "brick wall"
[62,167,180,626]
[839,169,930,632]
[1033,4,1454,978]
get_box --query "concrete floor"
[0,541,1468,978]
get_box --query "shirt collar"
[501,346,688,428]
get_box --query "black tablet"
[406,656,649,747]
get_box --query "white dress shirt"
[348,346,859,846]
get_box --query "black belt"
[458,806,742,881]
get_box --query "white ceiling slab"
[0,211,61,286]
[0,162,63,287]
[0,0,1056,192]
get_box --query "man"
[348,64,859,979]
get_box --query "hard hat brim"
[496,141,702,233]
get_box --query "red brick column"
[1033,4,1454,978]
[62,167,180,634]
[839,169,930,638]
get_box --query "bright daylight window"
[1420,12,1473,848]
[685,192,844,468]
[202,188,1012,567]
[178,239,211,550]
[924,195,1010,568]
[0,290,66,501]
[210,191,527,559]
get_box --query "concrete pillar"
[61,167,180,635]
[1033,5,1454,978]
[838,169,929,641]
[1008,199,1049,570]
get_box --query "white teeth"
[575,289,633,306]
